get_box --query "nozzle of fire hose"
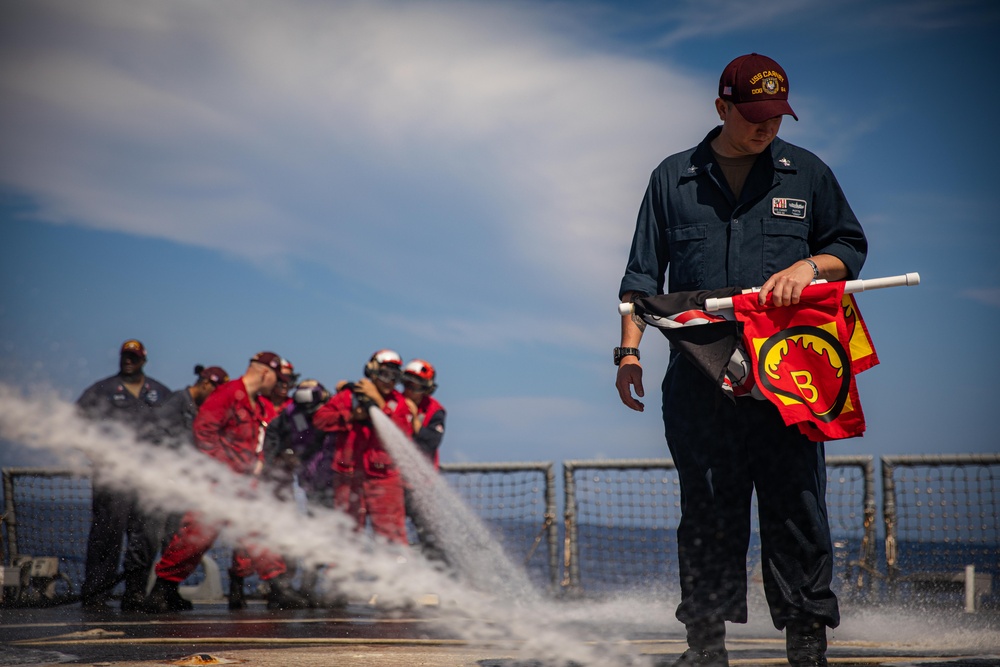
[345,383,376,414]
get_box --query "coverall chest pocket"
[232,408,257,440]
[666,224,707,291]
[363,448,396,479]
[333,441,355,474]
[762,219,810,278]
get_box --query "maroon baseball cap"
[250,351,291,381]
[719,53,798,123]
[198,365,230,385]
[120,339,147,359]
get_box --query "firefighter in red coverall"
[144,351,309,613]
[400,359,449,566]
[313,349,413,545]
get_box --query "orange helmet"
[403,359,437,394]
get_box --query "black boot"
[661,620,728,667]
[121,571,148,612]
[266,578,311,610]
[143,578,193,613]
[228,575,246,610]
[786,617,828,667]
[81,596,109,611]
[299,567,321,607]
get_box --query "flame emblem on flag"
[756,325,851,422]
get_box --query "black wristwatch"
[614,347,640,366]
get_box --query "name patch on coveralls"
[772,197,807,219]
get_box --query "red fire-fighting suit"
[411,395,445,470]
[154,378,287,583]
[404,394,448,564]
[313,387,413,544]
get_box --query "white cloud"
[0,0,710,312]
[852,0,1000,31]
[961,289,1000,308]
[383,307,609,351]
[647,0,812,47]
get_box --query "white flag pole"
[617,273,921,316]
[704,272,920,312]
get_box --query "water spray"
[0,385,651,666]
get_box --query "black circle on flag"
[756,325,851,422]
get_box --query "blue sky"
[1,0,998,467]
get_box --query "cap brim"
[735,99,798,124]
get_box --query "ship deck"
[2,599,998,667]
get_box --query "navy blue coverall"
[619,127,867,631]
[77,373,170,607]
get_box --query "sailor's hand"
[404,397,419,417]
[356,378,386,409]
[616,360,645,412]
[759,260,815,307]
[276,448,300,472]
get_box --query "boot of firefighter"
[121,570,150,612]
[299,566,321,606]
[228,574,246,610]
[144,578,193,613]
[266,574,312,610]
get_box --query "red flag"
[730,282,878,441]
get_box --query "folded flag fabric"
[730,281,878,441]
[633,281,879,441]
[632,288,756,398]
